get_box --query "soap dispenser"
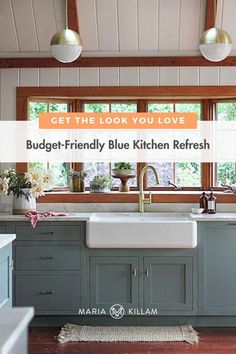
[207,190,216,214]
[200,192,208,213]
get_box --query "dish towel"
[25,211,69,228]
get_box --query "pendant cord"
[65,0,68,29]
[214,0,217,27]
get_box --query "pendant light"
[50,0,82,63]
[199,1,232,62]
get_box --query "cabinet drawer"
[15,245,80,271]
[15,274,80,313]
[16,224,81,241]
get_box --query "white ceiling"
[0,0,236,58]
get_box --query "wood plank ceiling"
[0,0,233,57]
[0,0,236,66]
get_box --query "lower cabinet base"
[30,315,236,328]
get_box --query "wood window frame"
[16,86,236,203]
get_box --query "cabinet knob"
[132,267,137,277]
[40,290,54,295]
[145,268,149,277]
[40,256,54,260]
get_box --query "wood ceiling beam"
[67,0,79,33]
[205,0,217,30]
[1,56,236,68]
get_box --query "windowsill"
[38,191,236,203]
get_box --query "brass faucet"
[139,165,159,213]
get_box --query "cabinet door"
[199,222,236,315]
[0,244,12,308]
[89,256,139,311]
[144,256,194,314]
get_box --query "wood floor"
[29,327,236,354]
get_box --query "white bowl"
[191,208,204,214]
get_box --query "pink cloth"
[25,211,69,228]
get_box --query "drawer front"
[15,274,80,312]
[15,245,80,271]
[16,224,81,241]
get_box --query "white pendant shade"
[50,29,82,63]
[199,27,232,62]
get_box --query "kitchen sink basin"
[86,213,197,248]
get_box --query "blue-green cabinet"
[13,222,84,315]
[198,222,236,315]
[144,256,194,313]
[88,251,196,315]
[89,256,139,311]
[0,243,12,308]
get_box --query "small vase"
[13,188,36,215]
[70,176,85,192]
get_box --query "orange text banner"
[39,112,197,129]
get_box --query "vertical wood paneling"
[179,0,201,51]
[159,0,180,51]
[139,67,159,86]
[76,0,99,51]
[159,67,179,86]
[119,67,139,86]
[32,0,57,51]
[0,69,19,120]
[96,0,118,51]
[39,68,59,86]
[59,68,79,86]
[99,68,119,86]
[220,67,236,85]
[0,0,19,51]
[19,68,39,86]
[11,0,39,51]
[200,67,219,85]
[179,67,199,86]
[138,0,158,51]
[79,68,99,86]
[118,0,138,51]
[221,0,236,50]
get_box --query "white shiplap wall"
[1,66,236,121]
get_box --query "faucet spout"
[139,165,159,213]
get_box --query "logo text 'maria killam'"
[78,305,158,319]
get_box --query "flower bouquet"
[0,168,54,214]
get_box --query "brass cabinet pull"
[40,256,54,260]
[40,232,54,235]
[132,267,137,277]
[145,268,149,277]
[40,290,54,295]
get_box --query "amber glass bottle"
[200,192,208,213]
[207,191,216,214]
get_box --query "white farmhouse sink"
[86,213,197,248]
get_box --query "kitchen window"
[29,100,72,189]
[214,101,236,187]
[16,86,236,203]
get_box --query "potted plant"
[90,175,112,193]
[112,162,134,176]
[0,168,54,214]
[69,170,87,192]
